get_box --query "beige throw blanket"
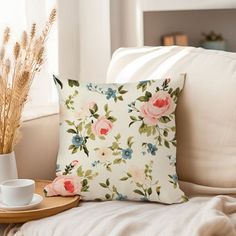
[6,194,236,236]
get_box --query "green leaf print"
[68,79,80,87]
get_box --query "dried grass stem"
[0,8,56,154]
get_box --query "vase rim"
[0,151,15,156]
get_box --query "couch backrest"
[15,114,59,180]
[107,46,236,188]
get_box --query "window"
[0,0,58,120]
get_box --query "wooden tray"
[0,180,80,223]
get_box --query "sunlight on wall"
[0,0,58,119]
[45,0,59,103]
[0,0,27,39]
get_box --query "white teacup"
[0,179,35,206]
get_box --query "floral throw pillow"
[55,75,187,204]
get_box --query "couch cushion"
[107,46,236,188]
[55,76,187,203]
[15,114,59,180]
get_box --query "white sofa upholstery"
[8,46,236,236]
[15,114,59,180]
[107,46,236,189]
[17,46,236,188]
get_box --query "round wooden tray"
[0,180,80,223]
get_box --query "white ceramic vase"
[0,152,18,184]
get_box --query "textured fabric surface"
[9,195,236,236]
[107,46,236,188]
[55,76,186,203]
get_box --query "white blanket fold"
[8,195,236,236]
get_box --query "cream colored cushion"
[107,46,236,188]
[55,77,186,203]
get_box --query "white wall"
[58,0,142,82]
[110,0,142,49]
[141,0,236,11]
[120,0,139,47]
[58,0,236,83]
[58,0,80,80]
[58,0,111,83]
[144,9,236,52]
[110,0,121,54]
[79,0,111,82]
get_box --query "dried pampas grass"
[0,8,56,154]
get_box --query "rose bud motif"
[92,116,113,136]
[44,175,81,197]
[71,160,79,167]
[140,91,174,125]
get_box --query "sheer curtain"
[0,0,58,120]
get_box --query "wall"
[110,0,142,50]
[58,0,145,82]
[58,0,111,83]
[58,0,80,80]
[79,0,111,82]
[58,0,236,83]
[144,9,236,52]
[110,0,121,54]
[141,0,236,11]
[119,0,139,47]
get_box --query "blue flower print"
[72,135,84,147]
[122,148,133,160]
[171,174,178,183]
[172,174,178,182]
[116,194,128,201]
[105,88,117,100]
[91,160,100,167]
[86,83,93,90]
[128,101,136,113]
[147,143,158,156]
[140,196,149,202]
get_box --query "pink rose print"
[71,160,79,167]
[128,166,146,183]
[64,180,75,193]
[92,116,113,136]
[44,175,81,197]
[88,102,96,110]
[140,91,174,125]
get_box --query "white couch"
[4,46,236,236]
[15,114,59,181]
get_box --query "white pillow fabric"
[55,75,187,203]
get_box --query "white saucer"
[0,194,43,211]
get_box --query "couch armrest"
[15,114,59,180]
